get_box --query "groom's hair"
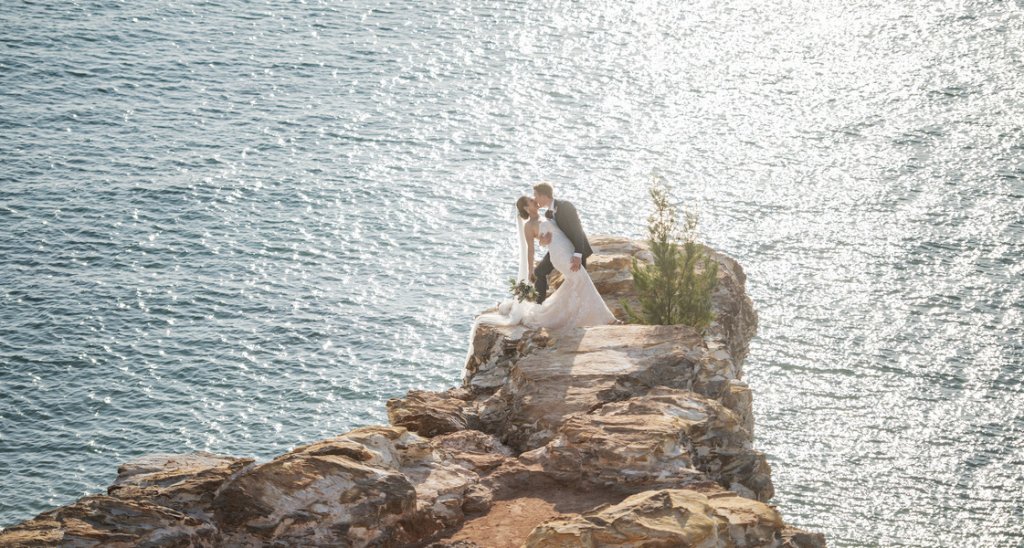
[533,182,553,198]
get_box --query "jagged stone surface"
[106,451,253,521]
[476,324,744,452]
[524,488,798,548]
[0,495,219,547]
[209,426,512,547]
[782,526,829,548]
[210,426,420,547]
[464,323,552,393]
[387,388,478,437]
[521,388,773,501]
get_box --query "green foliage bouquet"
[508,278,538,303]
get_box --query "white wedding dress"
[477,219,617,331]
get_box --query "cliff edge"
[0,237,825,548]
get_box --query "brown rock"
[209,426,512,547]
[525,489,723,547]
[705,490,785,545]
[464,324,551,392]
[477,324,743,452]
[399,431,510,538]
[442,487,625,548]
[524,488,788,548]
[211,427,421,547]
[782,525,829,548]
[522,389,773,501]
[721,380,755,436]
[106,451,253,521]
[387,388,476,437]
[428,429,513,475]
[0,495,218,547]
[702,247,759,368]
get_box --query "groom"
[532,182,593,304]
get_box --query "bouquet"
[507,277,538,303]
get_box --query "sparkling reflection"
[1,0,1022,545]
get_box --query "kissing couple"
[478,182,618,331]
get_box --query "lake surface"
[2,1,1022,545]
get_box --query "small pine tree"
[624,181,718,329]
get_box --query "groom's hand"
[539,233,552,246]
[570,256,581,272]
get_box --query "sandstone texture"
[107,452,254,522]
[524,487,825,548]
[519,388,773,501]
[0,237,824,548]
[0,495,219,547]
[210,426,513,546]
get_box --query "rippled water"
[2,1,1022,545]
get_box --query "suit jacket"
[548,199,592,259]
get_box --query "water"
[1,1,1022,545]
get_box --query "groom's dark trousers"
[534,199,593,305]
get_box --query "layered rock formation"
[0,237,824,547]
[526,488,796,548]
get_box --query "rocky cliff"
[0,237,825,548]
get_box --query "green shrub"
[623,181,718,329]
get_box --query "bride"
[476,196,618,331]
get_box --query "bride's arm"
[528,240,535,279]
[525,223,539,280]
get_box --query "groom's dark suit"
[534,199,593,304]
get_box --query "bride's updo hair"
[516,196,531,220]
